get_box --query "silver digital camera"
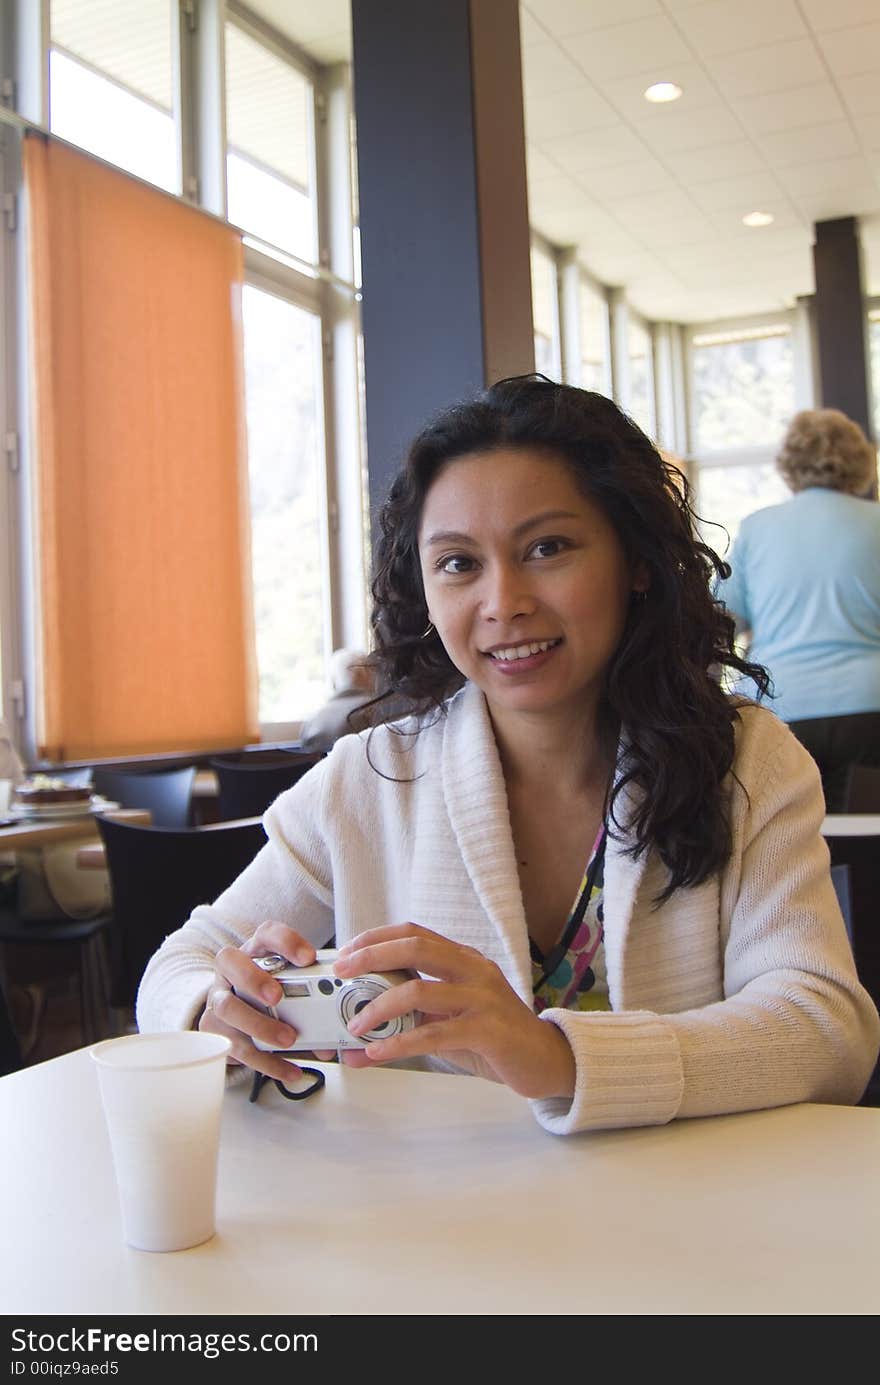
[248,949,419,1052]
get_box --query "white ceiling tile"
[854,114,880,149]
[793,183,880,221]
[577,221,646,255]
[689,171,787,212]
[564,16,691,80]
[635,213,724,247]
[836,72,880,117]
[523,0,662,37]
[593,61,718,121]
[522,41,591,98]
[607,187,706,228]
[775,155,878,195]
[526,142,564,181]
[528,173,597,213]
[798,0,880,34]
[670,0,806,56]
[542,122,648,172]
[704,40,826,100]
[519,8,549,46]
[734,82,847,136]
[632,101,744,152]
[757,121,861,165]
[817,24,880,77]
[661,140,768,183]
[525,84,620,138]
[585,157,677,199]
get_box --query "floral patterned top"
[531,824,609,1014]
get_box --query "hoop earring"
[421,621,435,639]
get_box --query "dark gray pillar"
[812,217,873,441]
[351,0,534,525]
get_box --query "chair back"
[0,977,22,1076]
[830,863,853,946]
[842,764,880,814]
[91,766,196,828]
[210,753,324,821]
[96,816,267,1008]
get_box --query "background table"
[1,1048,878,1316]
[0,807,151,851]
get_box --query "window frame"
[0,0,367,756]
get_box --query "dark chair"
[210,753,324,821]
[0,975,23,1075]
[842,764,880,814]
[830,864,853,947]
[825,833,880,1108]
[96,816,267,1010]
[91,766,196,828]
[0,909,112,1049]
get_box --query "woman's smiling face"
[418,447,643,730]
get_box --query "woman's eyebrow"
[423,509,581,547]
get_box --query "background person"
[137,378,879,1133]
[298,648,377,752]
[715,408,880,812]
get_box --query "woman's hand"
[198,920,334,1083]
[333,923,576,1101]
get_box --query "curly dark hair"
[366,375,770,899]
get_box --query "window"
[695,460,789,550]
[579,278,610,394]
[628,317,655,438]
[690,323,795,545]
[531,244,560,379]
[225,22,316,265]
[49,0,176,194]
[241,285,327,725]
[691,324,795,453]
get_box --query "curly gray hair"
[776,408,876,494]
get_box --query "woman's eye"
[530,538,567,559]
[438,554,474,574]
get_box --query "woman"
[137,378,879,1133]
[715,408,880,811]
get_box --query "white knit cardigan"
[136,682,880,1134]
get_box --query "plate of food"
[9,776,118,820]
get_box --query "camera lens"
[354,999,369,1015]
[317,978,335,996]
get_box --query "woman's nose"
[481,563,536,622]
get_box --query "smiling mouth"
[485,638,562,662]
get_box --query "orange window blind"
[24,133,259,760]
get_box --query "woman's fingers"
[207,983,296,1050]
[334,932,491,986]
[345,978,466,1037]
[199,1003,306,1083]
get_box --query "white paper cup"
[90,1031,231,1253]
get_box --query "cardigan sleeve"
[531,722,880,1135]
[135,759,336,1034]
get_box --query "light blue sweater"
[716,487,880,722]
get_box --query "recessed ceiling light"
[644,82,683,103]
[742,211,774,227]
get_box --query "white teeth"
[490,639,559,661]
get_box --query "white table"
[2,1049,879,1316]
[822,814,880,837]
